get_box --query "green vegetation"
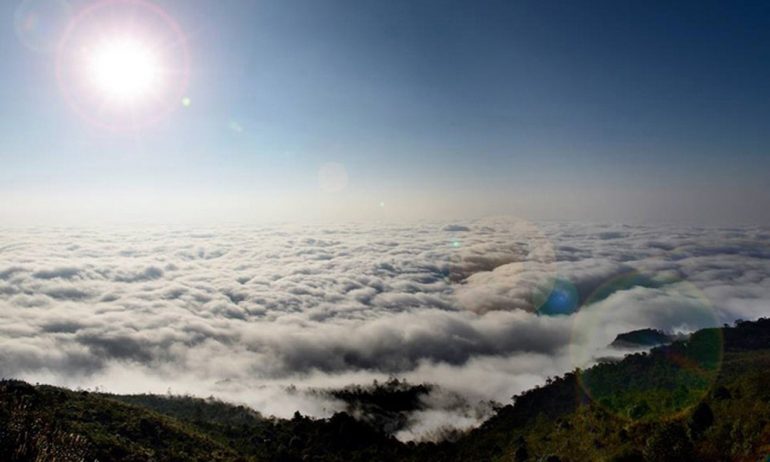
[2,318,770,461]
[447,319,769,461]
[318,378,433,435]
[610,328,674,348]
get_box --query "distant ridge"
[610,328,676,349]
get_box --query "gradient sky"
[1,0,769,224]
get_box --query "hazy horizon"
[2,0,769,226]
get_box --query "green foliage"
[642,422,694,462]
[319,377,434,434]
[579,326,722,422]
[2,317,770,461]
[687,402,713,439]
[447,317,770,462]
[0,381,246,462]
[611,328,673,348]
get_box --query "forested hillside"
[2,318,770,461]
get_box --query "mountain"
[2,318,770,461]
[610,328,676,349]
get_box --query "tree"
[688,402,714,440]
[643,422,695,462]
[514,435,529,462]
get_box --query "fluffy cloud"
[0,220,768,440]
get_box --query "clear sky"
[2,0,769,224]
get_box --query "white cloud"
[0,220,768,439]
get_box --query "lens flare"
[570,274,723,422]
[14,0,72,53]
[534,277,579,316]
[228,120,244,132]
[318,163,349,193]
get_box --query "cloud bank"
[0,220,768,439]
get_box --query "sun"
[56,0,189,129]
[88,37,162,103]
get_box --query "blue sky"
[1,0,769,224]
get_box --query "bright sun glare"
[88,38,161,103]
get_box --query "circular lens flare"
[535,277,579,316]
[570,276,723,422]
[14,0,72,53]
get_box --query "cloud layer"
[1,220,769,439]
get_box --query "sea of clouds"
[1,218,769,440]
